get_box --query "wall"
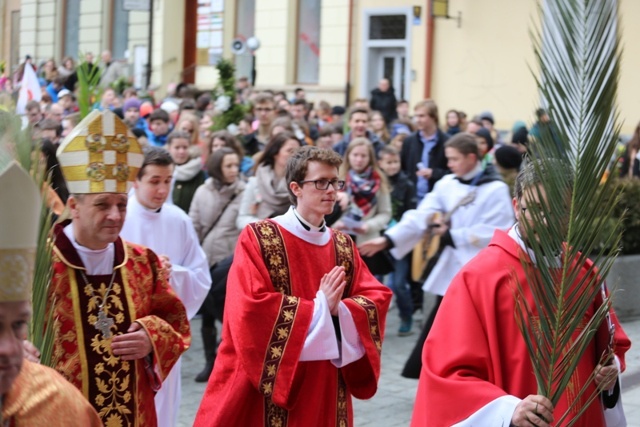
[20,0,57,61]
[618,0,640,136]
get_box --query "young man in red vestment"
[411,161,631,427]
[194,146,392,426]
[50,110,191,426]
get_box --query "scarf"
[255,164,291,218]
[347,167,381,218]
[174,157,203,182]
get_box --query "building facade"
[2,0,639,133]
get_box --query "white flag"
[16,63,42,115]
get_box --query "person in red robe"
[50,110,192,426]
[411,161,631,427]
[194,146,392,426]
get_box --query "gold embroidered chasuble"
[194,219,392,427]
[2,360,102,426]
[49,223,191,427]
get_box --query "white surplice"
[121,193,211,427]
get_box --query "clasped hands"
[320,266,347,316]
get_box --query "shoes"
[398,318,413,336]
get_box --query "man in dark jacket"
[400,99,450,201]
[370,78,398,125]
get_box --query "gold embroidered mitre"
[0,162,41,301]
[56,109,143,194]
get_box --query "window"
[112,0,130,59]
[369,15,407,40]
[235,0,256,80]
[64,0,80,59]
[10,11,20,70]
[296,0,321,84]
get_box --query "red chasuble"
[49,223,191,427]
[411,230,631,427]
[194,220,391,427]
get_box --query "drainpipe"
[345,0,354,107]
[424,0,434,99]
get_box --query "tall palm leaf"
[514,0,623,425]
[77,55,102,119]
[0,112,56,366]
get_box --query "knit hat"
[512,126,529,145]
[495,145,523,170]
[475,127,494,151]
[140,101,154,118]
[56,109,143,194]
[479,111,495,125]
[123,98,142,113]
[0,162,41,301]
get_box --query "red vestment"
[194,220,392,426]
[49,223,191,427]
[412,230,631,427]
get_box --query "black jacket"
[400,129,450,190]
[369,88,398,125]
[387,171,417,222]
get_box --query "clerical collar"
[133,194,162,213]
[292,207,326,232]
[508,224,561,267]
[455,163,484,184]
[63,223,115,275]
[272,207,331,246]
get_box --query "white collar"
[292,206,326,232]
[508,224,561,267]
[459,163,484,181]
[272,207,331,246]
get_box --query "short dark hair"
[148,109,170,123]
[444,132,480,158]
[256,131,301,170]
[292,99,308,108]
[294,87,305,94]
[253,92,275,107]
[286,146,343,205]
[166,130,191,146]
[138,147,174,179]
[206,147,238,182]
[348,107,370,121]
[379,145,400,158]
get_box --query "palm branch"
[0,112,56,366]
[514,0,624,424]
[77,55,102,119]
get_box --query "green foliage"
[516,1,624,424]
[0,111,55,367]
[613,178,640,255]
[110,76,133,96]
[211,59,246,132]
[77,57,102,119]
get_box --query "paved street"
[178,294,640,426]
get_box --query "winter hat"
[475,127,494,151]
[512,126,529,145]
[123,98,142,113]
[479,111,495,125]
[139,101,154,118]
[495,145,523,170]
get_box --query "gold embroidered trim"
[336,371,349,427]
[332,231,355,298]
[351,296,383,354]
[250,221,292,295]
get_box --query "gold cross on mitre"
[56,109,144,194]
[0,162,41,302]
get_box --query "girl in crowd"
[57,57,75,79]
[166,130,206,213]
[189,147,246,382]
[177,112,207,165]
[209,130,254,177]
[371,110,391,144]
[199,111,215,143]
[333,138,391,245]
[445,109,462,135]
[236,131,301,229]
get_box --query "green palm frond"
[516,0,623,424]
[0,111,55,367]
[77,55,102,119]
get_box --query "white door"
[374,48,406,100]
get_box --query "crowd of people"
[1,50,635,425]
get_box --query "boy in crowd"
[146,108,172,147]
[377,146,417,335]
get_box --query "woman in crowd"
[371,110,391,144]
[333,137,391,245]
[189,147,246,382]
[57,56,75,80]
[236,131,301,229]
[167,130,206,213]
[209,130,253,177]
[199,111,215,143]
[445,109,462,135]
[620,121,640,179]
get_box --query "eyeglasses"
[299,179,346,190]
[255,107,273,113]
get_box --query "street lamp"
[246,37,260,86]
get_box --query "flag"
[16,62,42,115]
